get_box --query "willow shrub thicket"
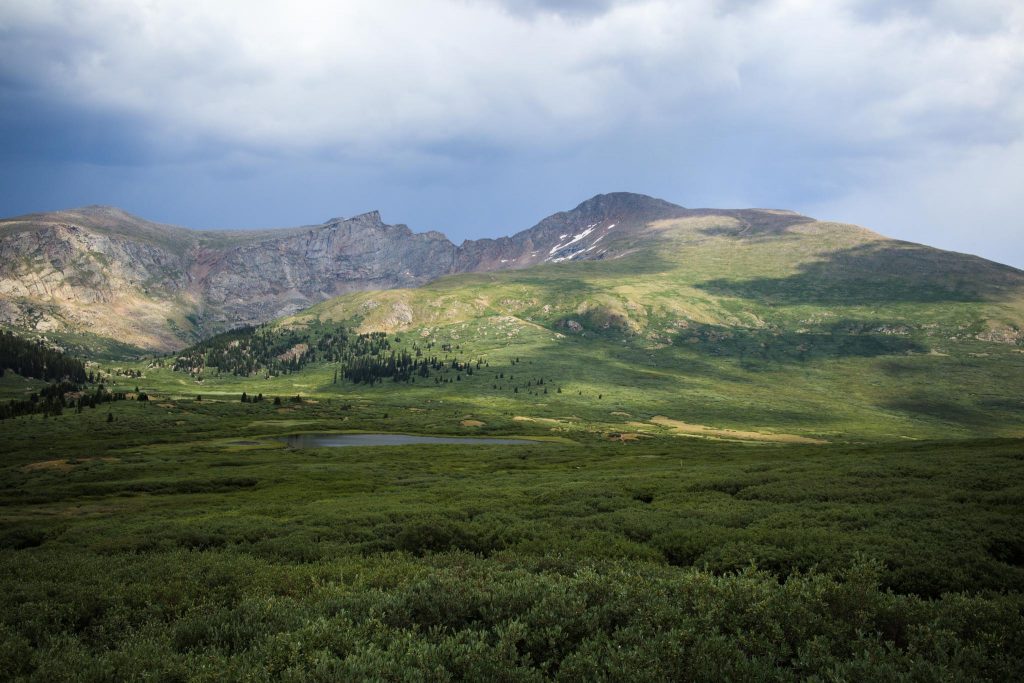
[2,394,1023,680]
[2,550,1022,681]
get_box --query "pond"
[281,433,538,448]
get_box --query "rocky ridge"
[2,193,1018,353]
[0,194,717,350]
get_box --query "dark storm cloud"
[0,94,151,166]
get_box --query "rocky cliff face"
[0,193,821,351]
[191,211,459,327]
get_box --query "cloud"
[807,138,1024,269]
[0,0,1021,265]
[484,0,626,18]
[3,1,1016,157]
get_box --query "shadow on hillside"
[696,242,1023,305]
[451,249,678,296]
[536,247,679,278]
[882,395,995,429]
[696,211,817,241]
[675,321,927,367]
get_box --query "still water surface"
[282,433,537,448]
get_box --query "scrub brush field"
[2,397,1023,680]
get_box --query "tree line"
[0,330,87,383]
[170,324,463,385]
[0,331,132,420]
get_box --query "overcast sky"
[1,0,1021,266]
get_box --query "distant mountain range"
[1,193,1021,355]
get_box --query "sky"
[0,0,1022,267]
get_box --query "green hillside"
[180,215,1019,442]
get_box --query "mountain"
[244,197,1021,440]
[293,197,1024,348]
[0,206,453,352]
[1,194,1022,357]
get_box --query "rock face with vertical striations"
[191,211,460,327]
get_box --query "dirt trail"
[645,416,826,444]
[513,416,567,425]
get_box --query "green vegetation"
[0,331,138,421]
[171,324,469,385]
[0,323,151,361]
[0,331,86,384]
[3,216,1024,678]
[241,220,1022,441]
[1,396,1022,679]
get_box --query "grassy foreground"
[2,396,1023,680]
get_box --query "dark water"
[282,433,537,448]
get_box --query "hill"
[129,206,1024,441]
[4,192,1023,437]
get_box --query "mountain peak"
[80,204,129,213]
[72,205,155,224]
[572,192,685,214]
[558,192,690,228]
[353,210,383,224]
[325,210,383,226]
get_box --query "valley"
[4,0,1020,676]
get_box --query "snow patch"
[606,224,616,230]
[567,227,594,246]
[548,227,595,255]
[546,227,599,261]
[551,252,580,263]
